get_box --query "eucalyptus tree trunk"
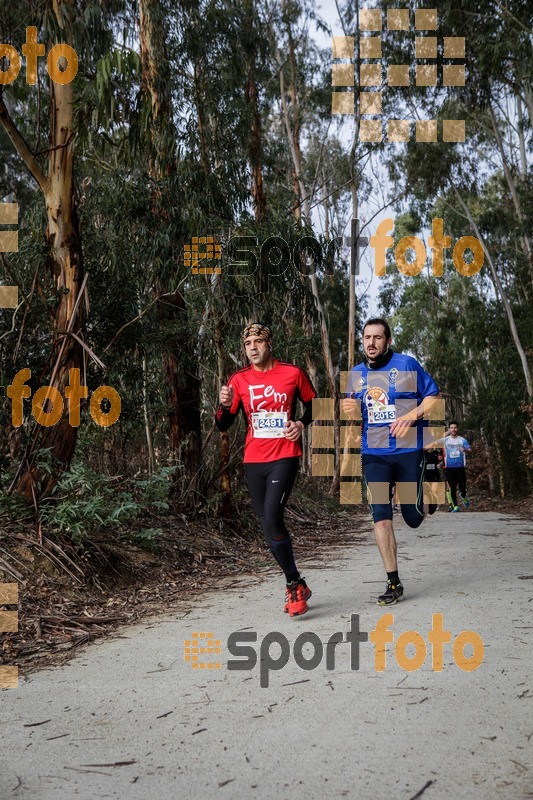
[140,0,202,506]
[495,441,506,498]
[287,19,302,222]
[0,1,83,501]
[480,428,495,496]
[274,19,340,493]
[348,183,358,369]
[142,353,155,474]
[214,318,232,518]
[488,103,533,292]
[245,69,269,302]
[246,71,267,223]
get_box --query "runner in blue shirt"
[343,318,440,605]
[439,422,472,512]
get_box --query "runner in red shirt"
[215,323,317,616]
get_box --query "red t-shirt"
[217,360,317,463]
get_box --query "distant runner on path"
[215,323,317,617]
[423,445,444,507]
[439,422,472,512]
[343,318,440,606]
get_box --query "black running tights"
[244,457,300,581]
[445,467,467,507]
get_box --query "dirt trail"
[1,511,532,800]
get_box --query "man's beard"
[366,346,387,361]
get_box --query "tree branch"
[102,291,176,354]
[452,187,532,398]
[0,98,48,192]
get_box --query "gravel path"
[2,511,532,800]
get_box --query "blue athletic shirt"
[441,436,470,468]
[347,352,439,456]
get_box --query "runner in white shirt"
[438,421,472,512]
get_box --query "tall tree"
[1,2,84,500]
[139,0,202,507]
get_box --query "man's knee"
[401,507,425,528]
[269,532,291,554]
[264,519,287,541]
[372,506,393,524]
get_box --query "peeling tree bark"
[246,72,268,224]
[0,2,83,501]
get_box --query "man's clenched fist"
[342,398,357,415]
[220,385,234,408]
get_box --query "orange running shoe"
[284,578,312,616]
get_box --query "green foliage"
[0,485,34,523]
[130,527,164,550]
[1,0,530,513]
[38,464,176,546]
[132,466,175,513]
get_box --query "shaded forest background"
[0,0,532,551]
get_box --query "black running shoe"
[428,504,437,515]
[377,580,404,606]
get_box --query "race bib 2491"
[251,411,288,438]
